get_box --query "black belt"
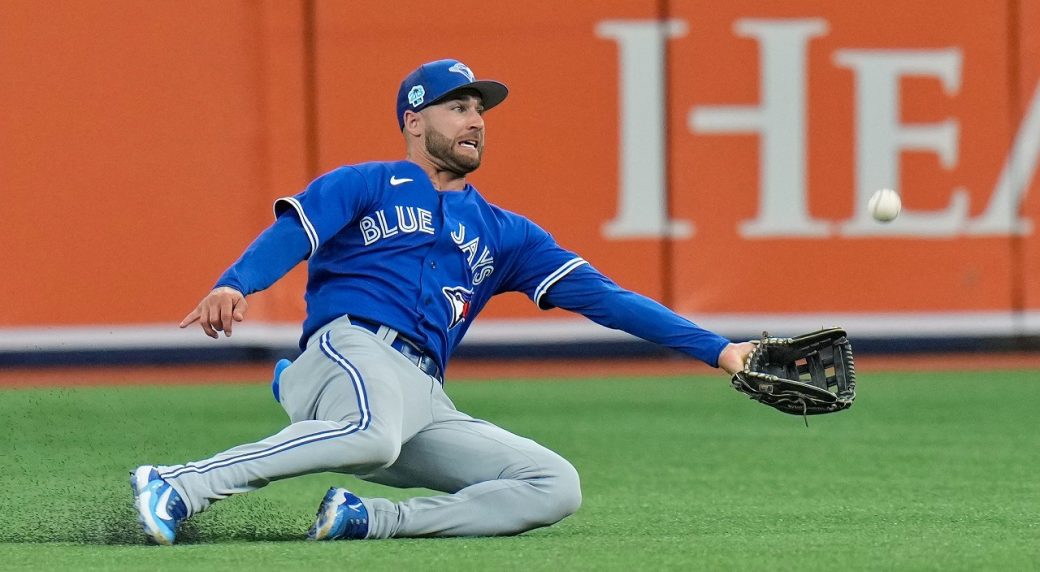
[348,317,442,383]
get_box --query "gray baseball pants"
[157,315,582,538]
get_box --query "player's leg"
[146,324,435,518]
[320,384,582,538]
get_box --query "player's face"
[421,94,485,175]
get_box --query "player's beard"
[424,127,482,176]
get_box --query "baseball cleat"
[307,487,370,540]
[130,465,187,545]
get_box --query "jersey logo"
[449,62,475,82]
[154,487,175,521]
[451,223,495,285]
[408,85,425,107]
[389,176,413,186]
[360,206,435,245]
[442,286,473,329]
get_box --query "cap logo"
[408,85,426,108]
[449,62,475,82]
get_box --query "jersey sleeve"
[273,166,374,258]
[213,211,311,296]
[498,218,588,309]
[543,264,732,367]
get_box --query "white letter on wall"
[835,49,968,236]
[966,79,1040,236]
[598,20,692,239]
[690,19,830,238]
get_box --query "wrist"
[212,285,243,297]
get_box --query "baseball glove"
[731,327,856,419]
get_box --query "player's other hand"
[717,341,756,375]
[179,286,249,339]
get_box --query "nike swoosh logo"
[154,487,174,521]
[390,176,413,186]
[347,502,364,511]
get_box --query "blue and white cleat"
[130,465,187,545]
[307,487,370,540]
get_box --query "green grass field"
[1,370,1038,571]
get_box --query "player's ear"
[402,110,423,137]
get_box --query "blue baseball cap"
[396,59,509,129]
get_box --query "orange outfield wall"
[1018,0,1040,314]
[668,0,1024,314]
[0,1,1038,332]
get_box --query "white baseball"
[868,188,901,222]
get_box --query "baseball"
[868,188,901,222]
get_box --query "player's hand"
[717,341,756,375]
[179,286,249,339]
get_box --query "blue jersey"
[273,160,586,374]
[216,160,731,372]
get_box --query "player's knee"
[355,435,401,471]
[326,429,401,473]
[545,458,582,520]
[370,439,402,469]
[357,419,403,468]
[528,455,582,524]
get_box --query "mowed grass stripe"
[0,371,1037,571]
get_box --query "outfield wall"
[1,1,1038,356]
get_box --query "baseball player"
[131,58,755,545]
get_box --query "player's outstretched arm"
[540,265,757,371]
[179,286,249,339]
[177,211,310,339]
[717,341,756,375]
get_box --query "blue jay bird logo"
[442,286,474,329]
[448,62,475,82]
